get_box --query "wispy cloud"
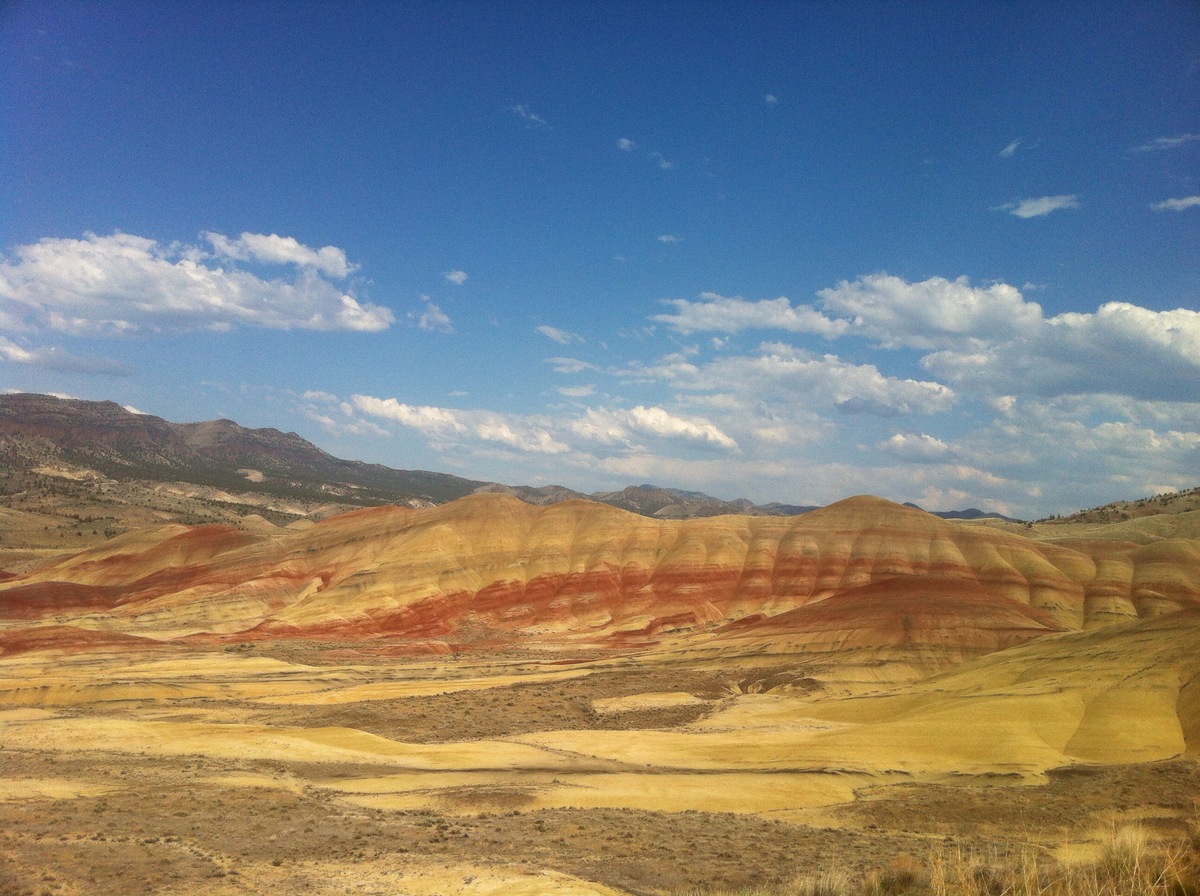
[648,151,675,170]
[1131,133,1200,153]
[657,234,683,244]
[557,384,595,398]
[616,137,636,151]
[764,93,778,106]
[995,195,1079,218]
[1151,196,1200,212]
[654,293,848,337]
[0,336,128,375]
[410,296,454,333]
[0,231,393,334]
[546,356,598,374]
[350,394,465,437]
[352,394,569,454]
[998,139,1020,158]
[444,270,468,285]
[536,324,583,345]
[572,405,739,452]
[511,104,548,128]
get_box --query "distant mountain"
[590,485,757,519]
[0,392,485,507]
[902,502,1021,523]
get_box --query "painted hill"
[3,493,1196,667]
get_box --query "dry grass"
[683,821,1200,896]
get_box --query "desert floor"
[2,637,1198,896]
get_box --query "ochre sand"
[2,609,1197,894]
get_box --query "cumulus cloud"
[205,232,352,278]
[948,395,1200,513]
[922,301,1200,401]
[995,195,1079,218]
[640,342,956,417]
[1131,133,1200,152]
[351,393,569,455]
[645,272,1200,450]
[349,395,465,437]
[0,232,393,335]
[1152,196,1200,212]
[410,297,454,333]
[810,273,1200,402]
[817,274,1039,349]
[572,405,738,452]
[879,432,953,462]
[536,324,583,345]
[655,293,848,338]
[0,336,128,375]
[444,270,468,285]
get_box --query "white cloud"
[635,341,956,418]
[410,297,454,333]
[816,274,1039,349]
[444,270,468,285]
[572,405,738,452]
[950,395,1200,514]
[536,324,583,345]
[546,356,598,374]
[511,104,548,127]
[557,384,595,398]
[648,151,674,170]
[1131,133,1200,153]
[617,138,636,151]
[998,139,1020,158]
[996,195,1079,218]
[764,93,778,106]
[1151,196,1200,212]
[0,336,128,375]
[657,234,683,244]
[350,395,465,437]
[0,232,394,335]
[474,416,570,454]
[921,301,1200,401]
[351,393,569,455]
[879,432,953,462]
[655,293,848,338]
[206,232,352,278]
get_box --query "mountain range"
[0,392,1017,525]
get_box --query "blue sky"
[2,1,1199,518]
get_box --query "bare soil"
[2,643,1197,896]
